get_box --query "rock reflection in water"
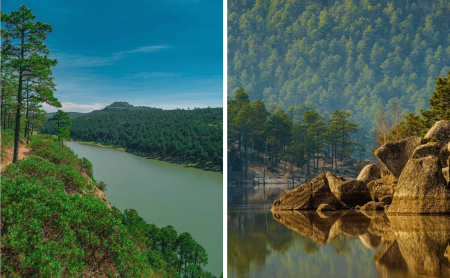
[272,210,450,278]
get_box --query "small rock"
[357,164,381,183]
[361,201,385,211]
[317,203,337,212]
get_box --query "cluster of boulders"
[272,120,450,214]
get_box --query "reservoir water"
[228,183,450,278]
[66,142,223,276]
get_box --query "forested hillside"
[228,0,450,137]
[42,102,223,170]
[1,132,217,277]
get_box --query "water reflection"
[228,184,450,278]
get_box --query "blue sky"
[2,0,223,112]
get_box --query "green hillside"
[228,0,450,139]
[41,103,223,171]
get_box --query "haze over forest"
[228,0,450,150]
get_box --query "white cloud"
[52,45,170,68]
[42,102,107,113]
[123,72,182,79]
[123,45,170,53]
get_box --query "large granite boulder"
[356,164,381,183]
[387,153,450,214]
[271,173,349,211]
[374,136,422,178]
[423,120,450,145]
[332,180,372,207]
[325,172,346,192]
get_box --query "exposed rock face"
[411,142,440,159]
[90,187,111,208]
[374,136,422,178]
[325,172,346,193]
[271,173,349,211]
[361,201,385,211]
[367,175,398,202]
[332,180,372,207]
[356,164,381,183]
[388,155,450,214]
[317,203,336,212]
[423,120,450,145]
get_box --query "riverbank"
[71,140,222,173]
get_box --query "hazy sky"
[2,0,223,112]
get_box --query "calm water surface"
[66,142,223,276]
[228,183,450,278]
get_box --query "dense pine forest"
[41,102,223,171]
[228,0,450,150]
[228,88,365,181]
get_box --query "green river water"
[66,142,223,276]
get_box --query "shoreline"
[70,140,223,174]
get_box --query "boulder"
[374,136,422,178]
[325,172,346,193]
[271,173,349,211]
[423,120,450,145]
[443,167,449,184]
[361,201,385,211]
[388,155,450,214]
[317,203,336,212]
[369,174,397,202]
[333,180,372,207]
[356,164,381,183]
[411,142,441,159]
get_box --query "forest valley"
[228,0,450,154]
[41,102,223,172]
[1,5,221,277]
[228,70,450,183]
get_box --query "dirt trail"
[1,145,32,172]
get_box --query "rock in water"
[271,173,348,211]
[423,120,450,145]
[360,201,385,211]
[357,164,381,183]
[374,136,422,178]
[388,155,450,214]
[333,180,372,207]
